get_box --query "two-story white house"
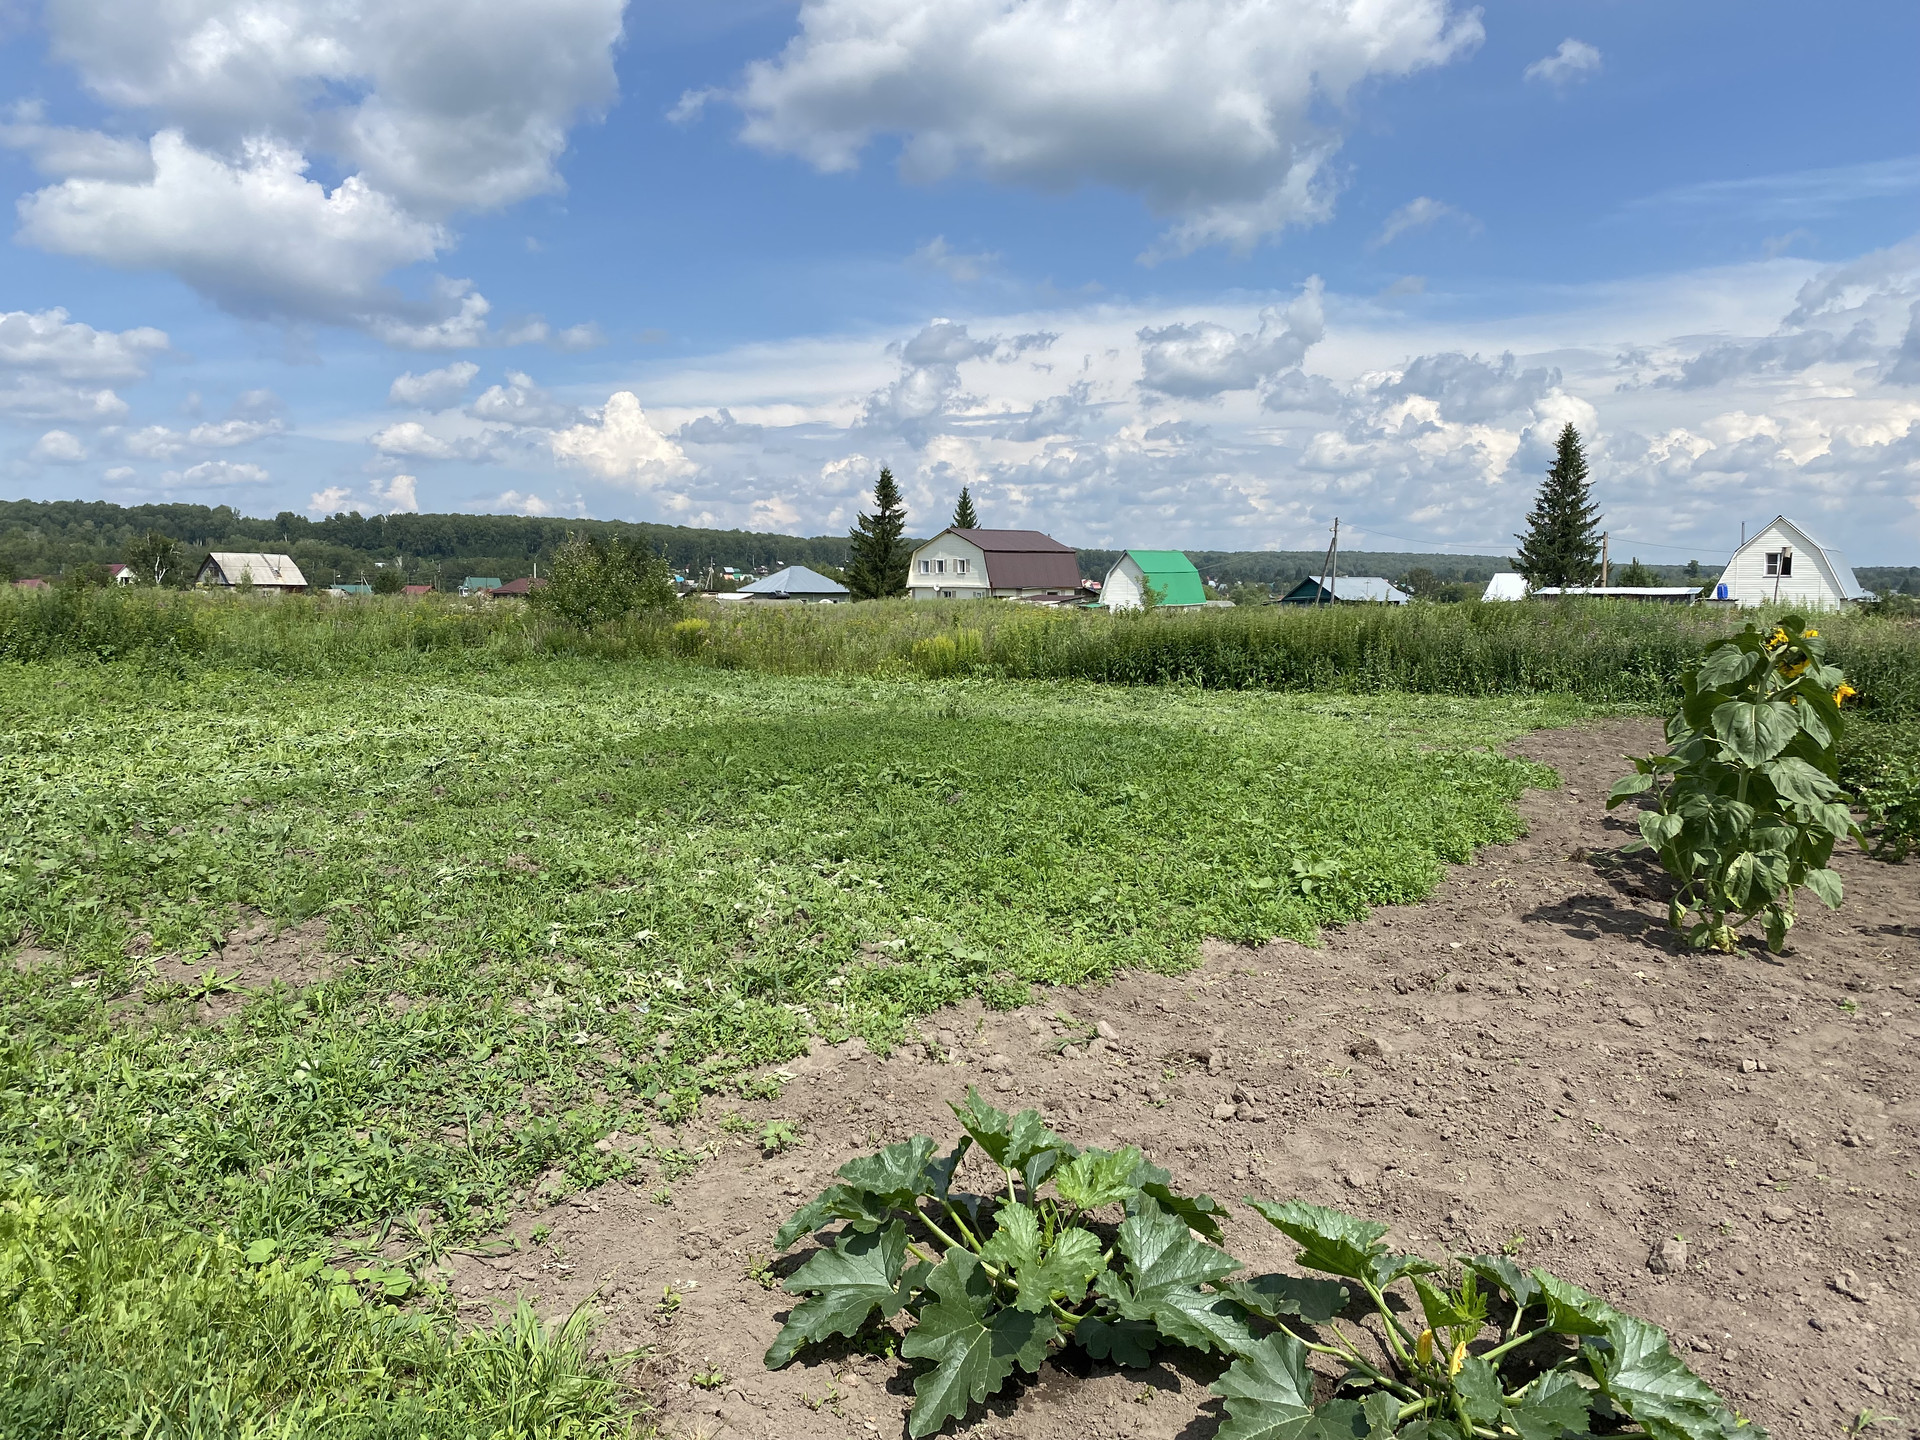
[906,528,1080,601]
[1712,516,1870,609]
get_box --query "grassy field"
[0,654,1590,1432]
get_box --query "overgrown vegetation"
[530,534,679,628]
[5,586,1917,719]
[1611,617,1861,951]
[0,1183,646,1439]
[1838,718,1920,861]
[766,1095,1761,1438]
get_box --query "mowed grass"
[1,658,1586,1432]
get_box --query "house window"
[1765,551,1793,577]
[940,589,955,599]
[957,559,969,574]
[935,559,946,574]
[919,559,930,574]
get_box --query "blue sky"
[3,0,1917,562]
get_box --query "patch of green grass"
[2,661,1581,1267]
[0,1182,646,1439]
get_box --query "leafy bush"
[670,616,710,655]
[766,1091,1759,1438]
[1838,719,1920,861]
[1610,616,1861,952]
[532,535,678,628]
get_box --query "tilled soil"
[446,718,1920,1439]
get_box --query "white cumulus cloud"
[723,0,1482,254]
[165,458,269,486]
[550,392,695,487]
[30,428,89,463]
[390,361,480,409]
[1371,196,1479,249]
[1525,39,1602,88]
[18,0,623,338]
[1138,278,1324,397]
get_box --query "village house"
[1099,550,1208,609]
[1278,576,1411,605]
[459,576,502,597]
[1713,516,1871,609]
[733,565,849,602]
[195,552,308,593]
[906,528,1080,601]
[488,577,547,599]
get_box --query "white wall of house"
[1103,556,1148,610]
[907,533,989,600]
[1715,518,1862,609]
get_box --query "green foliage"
[909,628,983,677]
[1513,423,1601,589]
[847,467,910,601]
[1618,556,1660,587]
[951,487,979,530]
[371,566,406,595]
[124,530,185,588]
[533,535,679,628]
[0,1182,646,1439]
[1610,617,1862,952]
[1837,718,1920,861]
[766,1116,1757,1440]
[5,587,1920,723]
[670,616,710,656]
[1228,583,1269,607]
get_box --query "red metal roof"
[943,528,1079,590]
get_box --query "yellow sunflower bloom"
[1834,682,1857,705]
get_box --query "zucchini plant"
[1609,615,1861,952]
[765,1090,1761,1438]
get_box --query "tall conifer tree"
[951,486,979,530]
[1514,423,1602,588]
[847,467,910,599]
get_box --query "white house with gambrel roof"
[1712,517,1870,609]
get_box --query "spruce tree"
[951,485,979,530]
[847,466,910,600]
[1514,423,1601,588]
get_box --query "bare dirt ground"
[446,718,1920,1440]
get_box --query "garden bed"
[455,719,1919,1439]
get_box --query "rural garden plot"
[1,662,1580,1266]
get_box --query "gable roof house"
[1100,550,1208,609]
[735,565,850,602]
[1713,516,1870,609]
[489,577,548,599]
[906,528,1080,601]
[195,552,307,592]
[1279,576,1411,605]
[105,563,134,585]
[459,576,503,596]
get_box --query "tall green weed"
[0,1183,645,1439]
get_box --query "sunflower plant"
[1610,615,1862,952]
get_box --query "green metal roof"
[1123,550,1207,606]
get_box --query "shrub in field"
[1838,719,1920,861]
[671,616,710,655]
[766,1091,1758,1438]
[1610,616,1861,952]
[532,534,678,628]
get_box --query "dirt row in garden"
[446,718,1920,1440]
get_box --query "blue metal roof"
[737,565,850,597]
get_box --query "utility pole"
[1317,518,1339,606]
[1600,532,1609,590]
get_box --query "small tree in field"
[1619,557,1659,587]
[951,486,979,530]
[1514,423,1601,588]
[532,534,677,627]
[371,566,405,595]
[124,531,181,588]
[848,467,910,600]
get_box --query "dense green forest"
[3,496,1913,596]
